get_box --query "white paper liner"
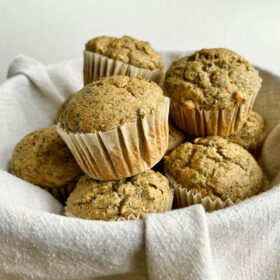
[166,172,236,212]
[57,97,170,180]
[170,93,257,137]
[65,189,174,221]
[83,51,164,85]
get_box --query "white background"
[0,0,280,82]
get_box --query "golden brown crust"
[164,48,262,109]
[164,136,265,202]
[59,76,164,133]
[85,35,164,70]
[10,127,83,188]
[66,170,170,220]
[228,111,266,152]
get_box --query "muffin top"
[228,111,266,151]
[10,127,83,188]
[66,170,170,220]
[164,48,262,109]
[85,35,164,70]
[164,136,265,202]
[167,121,187,153]
[59,76,164,133]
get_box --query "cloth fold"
[0,52,279,280]
[146,205,215,280]
[208,185,280,280]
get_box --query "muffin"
[57,76,170,180]
[164,48,262,137]
[164,136,266,211]
[167,121,187,154]
[228,111,266,157]
[10,126,83,203]
[65,170,172,221]
[84,35,164,85]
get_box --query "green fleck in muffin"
[66,170,171,220]
[164,48,262,137]
[10,126,83,202]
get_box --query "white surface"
[0,52,279,280]
[0,0,280,82]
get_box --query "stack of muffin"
[163,48,267,210]
[10,35,268,220]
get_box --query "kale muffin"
[164,48,262,137]
[66,170,172,220]
[58,76,170,180]
[84,35,164,85]
[10,126,83,202]
[164,136,266,211]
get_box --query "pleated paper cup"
[169,93,257,137]
[166,172,235,212]
[83,51,164,86]
[42,181,77,204]
[65,189,174,221]
[57,97,170,181]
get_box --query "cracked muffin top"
[164,48,262,110]
[59,76,164,133]
[228,111,266,151]
[85,35,164,70]
[164,136,265,202]
[10,126,83,188]
[65,170,170,220]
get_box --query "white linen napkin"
[0,52,279,280]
